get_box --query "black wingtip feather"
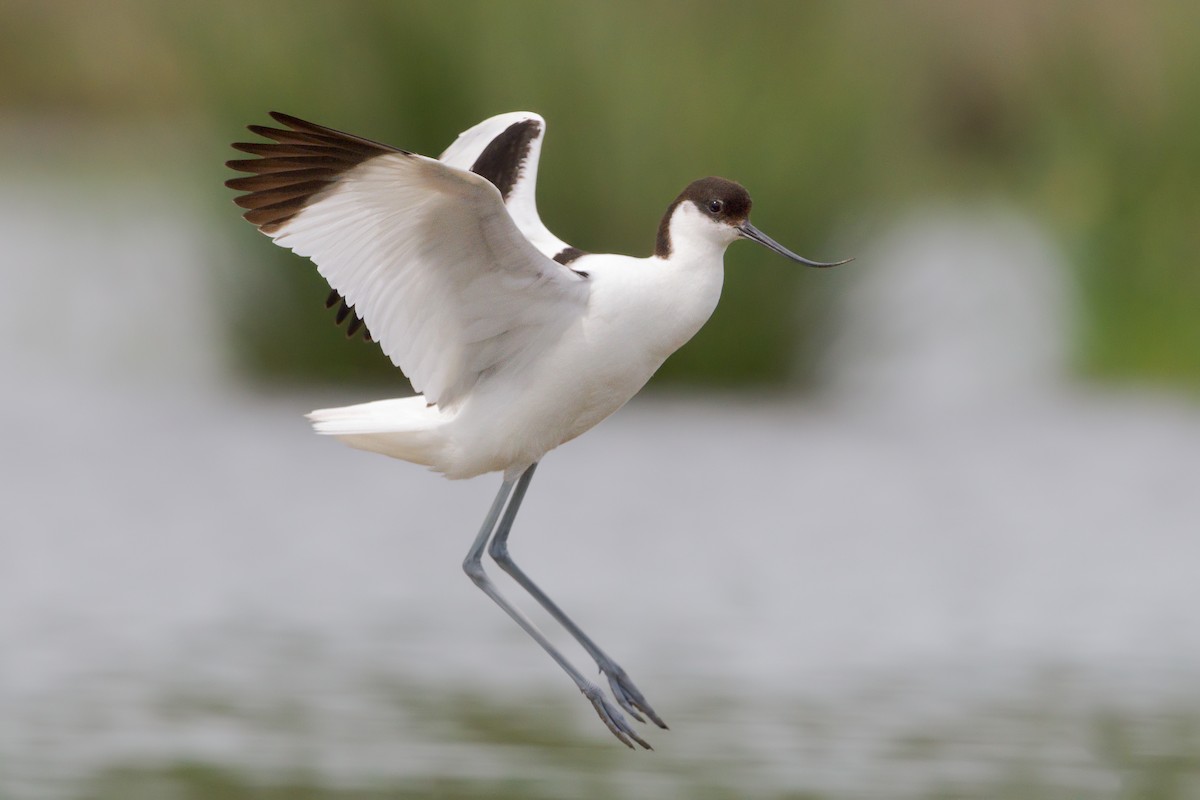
[227,113,404,344]
[225,113,400,234]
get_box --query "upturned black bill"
[738,222,852,268]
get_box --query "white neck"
[659,201,740,265]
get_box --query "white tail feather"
[307,396,448,468]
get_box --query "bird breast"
[442,253,726,478]
[555,253,727,434]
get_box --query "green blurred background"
[3,0,1197,391]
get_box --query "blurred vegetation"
[2,1,1197,390]
[76,684,1200,800]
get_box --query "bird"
[226,111,850,748]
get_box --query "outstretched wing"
[439,111,577,261]
[226,112,589,408]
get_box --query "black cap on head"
[656,177,751,257]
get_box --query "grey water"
[2,181,1198,799]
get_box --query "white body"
[312,203,729,479]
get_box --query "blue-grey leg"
[487,463,667,730]
[463,468,651,749]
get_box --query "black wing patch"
[469,119,541,201]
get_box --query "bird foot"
[601,663,668,730]
[581,683,652,749]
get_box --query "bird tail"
[307,396,448,469]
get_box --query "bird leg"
[463,469,651,749]
[486,463,668,730]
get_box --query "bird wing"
[226,112,589,408]
[438,111,573,259]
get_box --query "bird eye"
[708,199,724,214]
